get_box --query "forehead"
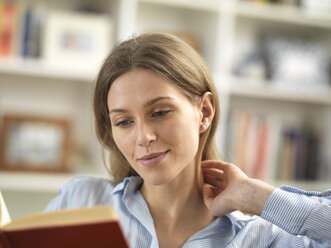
[107,69,188,108]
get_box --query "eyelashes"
[114,110,172,127]
[115,120,133,127]
[152,110,171,117]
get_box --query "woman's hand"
[201,160,275,217]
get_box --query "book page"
[3,205,117,231]
[0,191,11,227]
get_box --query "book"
[0,194,128,248]
[232,109,251,173]
[264,116,283,182]
[0,1,17,56]
[253,118,269,180]
[20,5,31,58]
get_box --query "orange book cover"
[0,205,129,248]
[253,119,269,180]
[0,1,17,56]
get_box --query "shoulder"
[59,176,114,194]
[45,176,115,211]
[45,176,143,212]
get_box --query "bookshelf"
[219,0,331,189]
[0,0,330,217]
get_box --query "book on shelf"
[21,5,46,58]
[253,118,269,180]
[233,110,251,174]
[0,1,18,56]
[0,1,48,59]
[0,192,128,248]
[264,116,282,182]
[226,109,272,180]
[225,108,323,182]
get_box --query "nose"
[136,121,156,147]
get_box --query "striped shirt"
[45,176,331,247]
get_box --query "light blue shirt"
[45,176,331,247]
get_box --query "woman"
[46,33,331,247]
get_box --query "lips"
[137,150,169,167]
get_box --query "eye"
[152,110,171,118]
[115,120,133,127]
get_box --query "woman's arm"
[261,185,331,243]
[202,160,331,244]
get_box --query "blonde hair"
[93,33,220,184]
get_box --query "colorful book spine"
[0,1,17,56]
[225,109,323,182]
[0,2,46,59]
[21,5,31,57]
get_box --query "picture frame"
[43,10,113,70]
[264,36,330,92]
[0,115,71,173]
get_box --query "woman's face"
[107,69,202,186]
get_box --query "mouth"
[137,150,169,167]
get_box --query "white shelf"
[233,2,331,29]
[0,171,106,193]
[228,77,331,105]
[139,0,219,12]
[0,57,97,82]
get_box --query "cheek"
[112,131,132,160]
[165,116,200,153]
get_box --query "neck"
[140,158,213,228]
[140,158,215,248]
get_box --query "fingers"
[202,167,225,178]
[202,161,228,190]
[201,160,231,171]
[202,169,227,189]
[202,160,246,178]
[202,160,252,216]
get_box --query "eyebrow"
[144,96,174,107]
[109,96,174,114]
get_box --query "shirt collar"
[111,176,143,195]
[112,176,239,246]
[113,176,158,242]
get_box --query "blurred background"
[0,0,331,219]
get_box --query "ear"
[198,92,215,133]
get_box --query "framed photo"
[0,115,71,172]
[264,36,330,92]
[43,11,113,70]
